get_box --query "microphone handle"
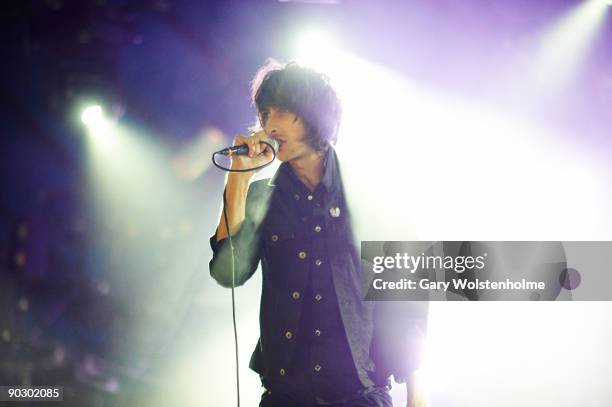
[217,144,250,156]
[216,139,277,157]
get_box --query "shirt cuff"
[209,230,228,254]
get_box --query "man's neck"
[289,150,325,192]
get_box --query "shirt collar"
[269,146,338,194]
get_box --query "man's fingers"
[234,132,273,157]
[233,135,248,147]
[251,130,268,156]
[233,135,255,157]
[252,129,267,140]
[248,138,258,157]
[253,138,262,157]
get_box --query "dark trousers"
[258,385,393,407]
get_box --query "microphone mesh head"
[266,138,279,153]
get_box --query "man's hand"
[229,130,275,174]
[405,373,428,407]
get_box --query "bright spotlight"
[294,29,339,69]
[81,105,105,127]
[80,103,117,149]
[533,0,609,93]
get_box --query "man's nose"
[264,120,278,137]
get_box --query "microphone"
[216,138,278,156]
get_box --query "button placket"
[284,186,334,384]
[264,166,348,387]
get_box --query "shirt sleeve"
[391,303,428,383]
[208,181,268,288]
[373,241,430,384]
[373,300,429,384]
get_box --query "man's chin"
[275,149,291,162]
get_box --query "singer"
[209,60,428,407]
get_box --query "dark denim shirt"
[209,147,426,403]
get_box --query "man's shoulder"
[249,177,273,188]
[245,178,275,207]
[245,178,275,224]
[248,178,274,196]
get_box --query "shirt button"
[292,291,300,300]
[307,195,313,201]
[270,234,278,242]
[314,293,322,301]
[294,194,300,201]
[298,251,307,259]
[279,368,286,376]
[314,259,322,266]
[314,225,322,233]
[314,329,321,337]
[285,331,293,340]
[314,364,322,372]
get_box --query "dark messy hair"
[251,59,342,152]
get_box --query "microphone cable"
[212,140,277,173]
[213,140,276,407]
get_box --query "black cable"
[222,188,240,407]
[213,139,276,407]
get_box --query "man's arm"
[209,132,273,288]
[215,173,250,242]
[379,242,430,406]
[379,301,428,381]
[385,303,428,407]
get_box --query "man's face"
[260,106,311,162]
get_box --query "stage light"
[294,28,340,70]
[80,103,118,150]
[533,0,609,93]
[81,105,104,127]
[295,29,333,54]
